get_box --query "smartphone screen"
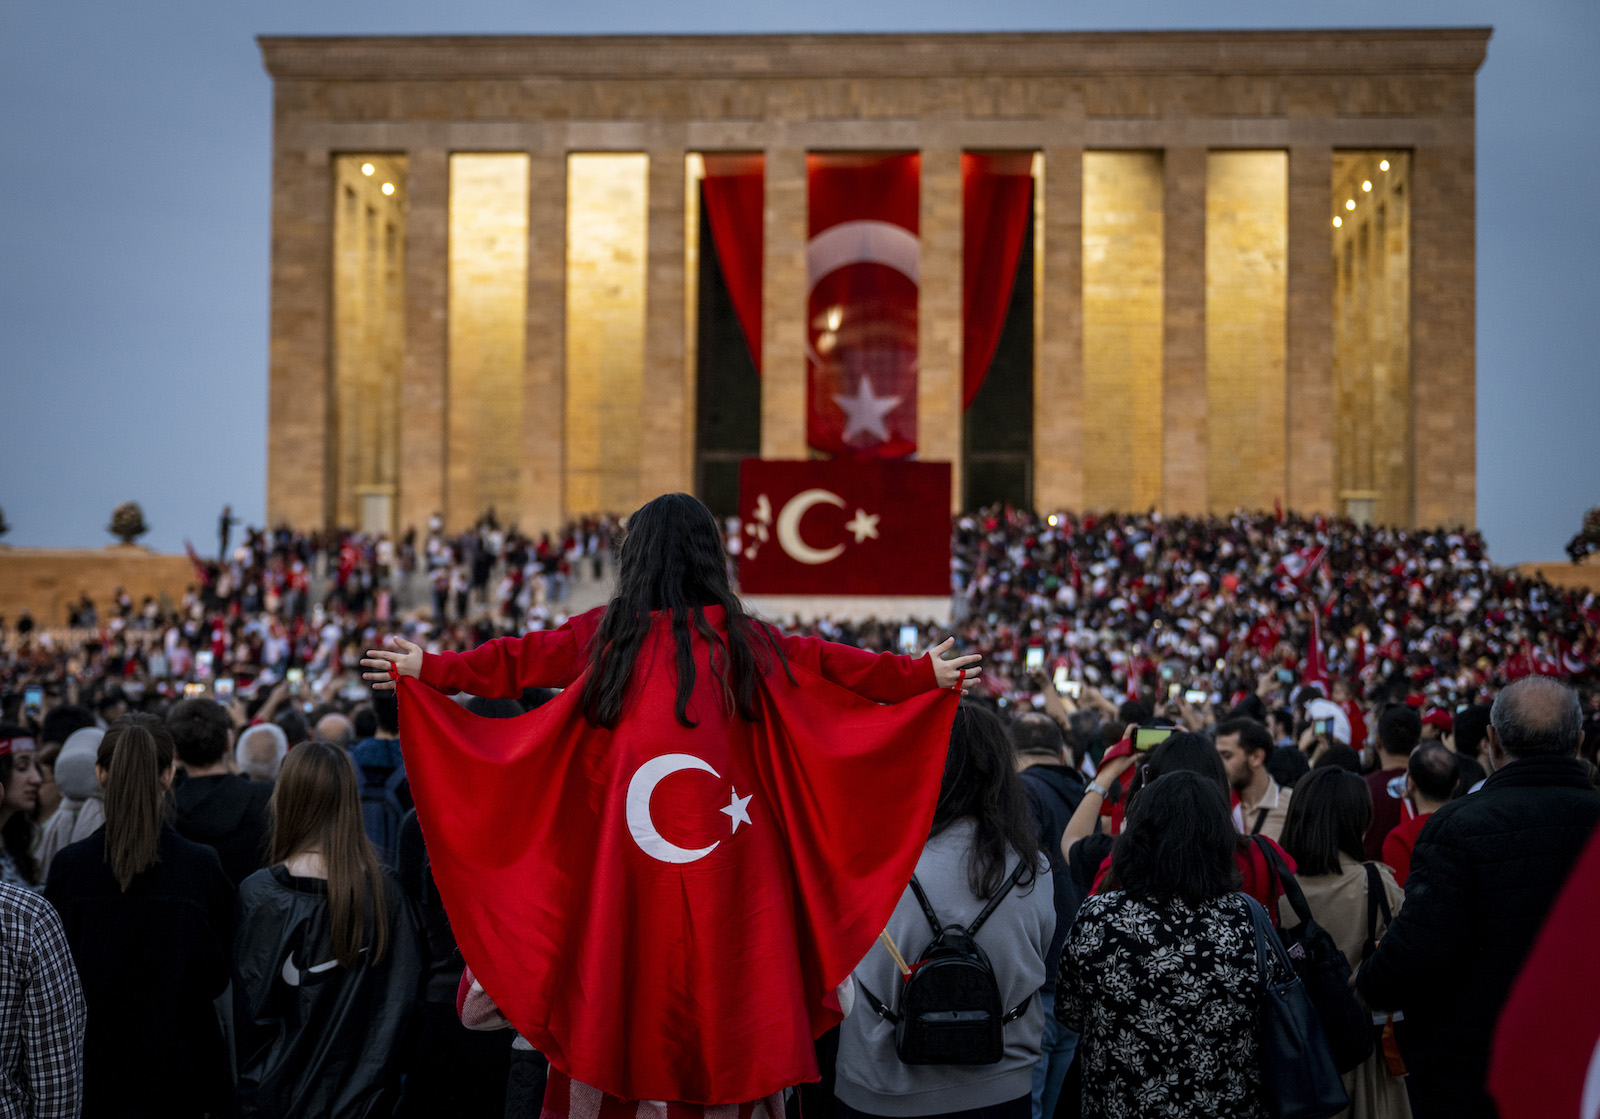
[1313,718,1332,737]
[1134,726,1176,752]
[215,677,235,701]
[1063,681,1083,698]
[1167,682,1181,699]
[23,685,43,716]
[287,666,304,696]
[1276,668,1294,684]
[183,682,206,698]
[1025,646,1045,671]
[195,650,214,679]
[1184,689,1207,704]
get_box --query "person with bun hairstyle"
[232,740,422,1119]
[44,714,235,1119]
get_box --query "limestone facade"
[260,29,1488,532]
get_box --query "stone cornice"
[258,29,1492,83]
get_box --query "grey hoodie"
[836,820,1054,1116]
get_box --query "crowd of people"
[0,497,1596,1119]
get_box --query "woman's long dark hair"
[1279,767,1372,877]
[580,493,790,729]
[932,704,1041,900]
[98,714,176,892]
[1111,771,1242,907]
[0,723,39,885]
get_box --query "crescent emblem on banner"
[776,489,846,564]
[805,220,921,292]
[626,754,721,864]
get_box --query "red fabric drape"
[961,152,1034,410]
[806,152,920,459]
[701,154,766,374]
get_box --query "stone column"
[640,145,691,498]
[1411,144,1476,528]
[761,147,808,459]
[1035,147,1083,512]
[1161,147,1207,514]
[398,147,448,536]
[1286,146,1336,515]
[519,149,566,534]
[918,147,963,511]
[266,144,331,529]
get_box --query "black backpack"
[1253,837,1374,1074]
[859,860,1032,1065]
[359,763,409,867]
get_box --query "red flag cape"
[1489,823,1600,1119]
[396,622,958,1104]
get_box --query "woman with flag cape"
[362,493,978,1112]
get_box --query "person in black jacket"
[45,714,235,1119]
[1011,711,1085,1119]
[167,697,272,885]
[1357,675,1600,1119]
[234,739,422,1119]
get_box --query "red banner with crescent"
[737,459,949,595]
[806,153,920,459]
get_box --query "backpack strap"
[1362,862,1392,961]
[906,875,944,939]
[856,980,900,1025]
[1250,807,1270,836]
[1002,993,1033,1023]
[967,858,1030,938]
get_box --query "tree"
[1566,506,1600,565]
[108,502,149,546]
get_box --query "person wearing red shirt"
[1364,705,1422,860]
[1382,742,1458,886]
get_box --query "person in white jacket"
[36,727,105,881]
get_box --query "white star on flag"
[833,376,901,444]
[720,788,753,834]
[844,509,880,543]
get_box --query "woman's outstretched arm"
[362,609,601,699]
[778,634,981,704]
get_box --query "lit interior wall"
[1333,151,1412,525]
[1082,152,1164,512]
[565,153,648,516]
[447,153,529,530]
[331,154,406,534]
[1206,151,1288,513]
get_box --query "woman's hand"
[927,637,982,694]
[361,636,424,691]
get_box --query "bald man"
[1357,676,1600,1119]
[315,712,353,749]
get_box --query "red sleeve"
[776,633,938,703]
[1383,826,1411,887]
[420,608,603,699]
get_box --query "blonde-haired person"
[233,740,422,1119]
[44,713,235,1119]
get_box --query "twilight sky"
[1,0,1595,564]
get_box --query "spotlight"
[825,306,842,332]
[1380,159,1390,171]
[382,183,395,196]
[1362,181,1372,192]
[1047,514,1059,527]
[1333,216,1343,228]
[1345,199,1356,211]
[361,163,375,176]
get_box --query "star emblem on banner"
[720,788,753,834]
[833,376,901,444]
[844,509,880,543]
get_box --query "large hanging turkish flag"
[806,153,920,459]
[737,459,950,596]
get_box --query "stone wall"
[0,548,198,627]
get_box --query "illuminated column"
[1285,146,1335,515]
[1162,146,1207,514]
[266,145,331,529]
[1034,146,1084,512]
[640,146,691,499]
[399,147,449,535]
[761,147,807,459]
[918,146,963,511]
[519,150,567,534]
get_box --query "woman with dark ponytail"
[45,713,235,1119]
[364,492,980,1114]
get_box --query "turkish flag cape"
[1489,823,1600,1119]
[396,626,958,1104]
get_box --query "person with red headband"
[0,723,43,889]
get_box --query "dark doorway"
[694,191,762,518]
[962,187,1034,511]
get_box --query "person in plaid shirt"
[0,880,85,1119]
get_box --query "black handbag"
[1254,837,1374,1073]
[1243,893,1350,1119]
